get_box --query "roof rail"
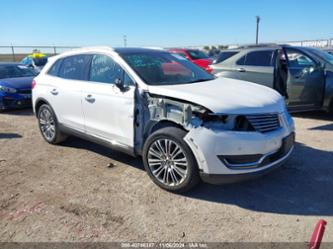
[235,43,281,49]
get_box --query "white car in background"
[32,47,295,193]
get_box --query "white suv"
[32,47,295,193]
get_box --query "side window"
[236,55,246,65]
[47,59,63,76]
[58,55,91,80]
[89,54,124,84]
[285,49,316,68]
[243,51,274,66]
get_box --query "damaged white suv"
[32,47,295,193]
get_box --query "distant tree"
[218,45,228,50]
[203,46,210,50]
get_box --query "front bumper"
[184,111,295,181]
[200,145,294,184]
[0,94,32,110]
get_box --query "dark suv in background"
[211,45,333,113]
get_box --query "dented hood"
[147,77,285,114]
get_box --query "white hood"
[147,77,285,114]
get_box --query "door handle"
[85,94,95,103]
[237,68,246,72]
[50,89,58,95]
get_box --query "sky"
[1,0,333,47]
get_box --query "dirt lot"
[0,109,332,242]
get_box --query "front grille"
[18,89,32,94]
[246,113,280,133]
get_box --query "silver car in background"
[212,45,333,113]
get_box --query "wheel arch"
[140,120,187,154]
[34,97,51,117]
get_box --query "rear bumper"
[200,145,294,184]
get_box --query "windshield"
[0,64,37,79]
[307,48,333,65]
[186,49,209,60]
[120,52,214,86]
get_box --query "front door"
[284,48,325,108]
[82,54,135,148]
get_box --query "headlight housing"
[0,85,17,93]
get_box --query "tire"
[143,127,200,193]
[37,104,67,144]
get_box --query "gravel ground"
[0,109,332,242]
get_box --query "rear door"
[235,50,275,88]
[81,54,135,148]
[284,48,325,108]
[45,54,91,132]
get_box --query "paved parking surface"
[0,109,332,242]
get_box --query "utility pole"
[256,16,260,45]
[123,35,127,47]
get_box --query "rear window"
[58,55,92,80]
[186,50,209,60]
[47,59,63,76]
[237,50,274,66]
[213,51,239,64]
[0,64,36,79]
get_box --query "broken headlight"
[192,110,255,132]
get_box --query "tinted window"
[186,50,209,60]
[33,57,48,67]
[285,49,316,67]
[58,55,91,80]
[307,48,333,64]
[89,54,124,84]
[243,51,274,66]
[47,59,63,76]
[213,51,239,64]
[0,64,36,79]
[119,52,214,86]
[236,55,246,65]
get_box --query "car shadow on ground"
[0,108,33,116]
[185,142,333,216]
[293,111,333,131]
[292,111,333,121]
[0,133,22,139]
[309,123,333,131]
[61,136,144,171]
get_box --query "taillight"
[206,66,213,74]
[32,80,36,90]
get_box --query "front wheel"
[143,127,200,193]
[37,104,67,144]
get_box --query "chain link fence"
[0,45,79,62]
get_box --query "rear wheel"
[143,127,200,193]
[37,104,67,144]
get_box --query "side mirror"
[114,78,129,91]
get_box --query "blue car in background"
[0,63,37,111]
[20,52,48,74]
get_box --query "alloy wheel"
[39,108,56,141]
[147,138,188,186]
